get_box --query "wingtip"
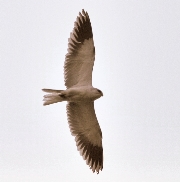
[82,9,85,14]
[80,9,88,17]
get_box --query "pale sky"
[1,1,180,182]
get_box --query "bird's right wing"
[66,101,103,173]
[64,9,95,89]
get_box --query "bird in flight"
[42,9,103,174]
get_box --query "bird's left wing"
[64,9,95,88]
[67,101,103,173]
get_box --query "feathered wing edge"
[66,102,103,174]
[64,9,95,88]
[75,133,103,174]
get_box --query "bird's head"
[93,88,103,100]
[96,89,103,96]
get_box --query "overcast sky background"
[1,0,180,181]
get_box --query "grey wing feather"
[64,9,95,88]
[66,101,103,173]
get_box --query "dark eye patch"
[97,89,102,93]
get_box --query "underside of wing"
[66,102,103,173]
[64,9,95,88]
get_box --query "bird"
[42,9,103,174]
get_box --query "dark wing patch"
[75,134,103,173]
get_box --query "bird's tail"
[42,88,66,106]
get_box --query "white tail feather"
[42,88,65,106]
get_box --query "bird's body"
[43,86,102,103]
[42,9,103,173]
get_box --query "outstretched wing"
[67,102,103,173]
[64,9,95,88]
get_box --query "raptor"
[42,9,103,173]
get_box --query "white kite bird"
[42,9,103,173]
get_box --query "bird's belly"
[65,86,98,102]
[67,93,94,102]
